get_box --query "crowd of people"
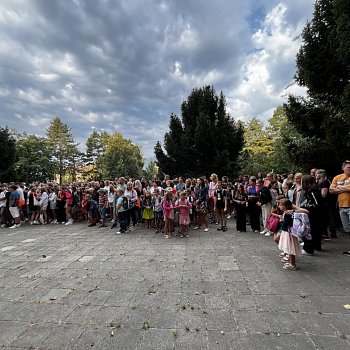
[1,160,350,271]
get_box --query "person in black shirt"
[214,181,228,231]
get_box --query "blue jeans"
[339,207,350,233]
[118,211,127,231]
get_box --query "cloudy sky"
[0,0,314,159]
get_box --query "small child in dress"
[153,188,164,233]
[142,191,154,228]
[175,191,192,238]
[278,198,309,270]
[162,190,174,239]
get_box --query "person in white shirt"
[0,185,7,227]
[48,189,57,223]
[124,181,138,229]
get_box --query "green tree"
[285,0,350,174]
[46,117,79,184]
[143,160,159,179]
[239,117,274,175]
[85,130,110,179]
[0,127,16,182]
[103,132,143,178]
[15,134,53,183]
[155,86,244,177]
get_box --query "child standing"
[278,198,309,270]
[153,188,163,233]
[162,191,174,239]
[175,191,192,237]
[142,191,154,228]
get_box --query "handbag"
[18,197,25,208]
[196,202,207,214]
[267,215,280,233]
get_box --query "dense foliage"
[0,127,16,182]
[155,86,244,178]
[284,0,350,175]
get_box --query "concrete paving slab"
[0,220,349,349]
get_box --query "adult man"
[310,168,317,178]
[330,160,350,255]
[9,185,21,229]
[175,177,185,192]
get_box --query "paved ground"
[0,219,349,350]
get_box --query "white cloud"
[229,2,310,121]
[0,0,314,157]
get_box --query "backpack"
[122,196,130,210]
[289,212,312,240]
[72,193,80,206]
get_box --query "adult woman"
[108,185,116,223]
[48,188,58,223]
[56,186,66,224]
[208,173,218,224]
[232,184,248,232]
[194,177,209,232]
[316,169,337,239]
[133,180,143,224]
[125,181,138,229]
[39,188,49,224]
[291,173,303,206]
[246,177,261,232]
[299,175,324,253]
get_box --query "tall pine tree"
[155,86,244,177]
[46,117,79,184]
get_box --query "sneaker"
[65,220,73,226]
[33,221,39,225]
[260,229,267,234]
[116,231,122,235]
[222,226,227,231]
[217,227,223,231]
[227,215,231,219]
[194,226,201,230]
[111,219,115,223]
[204,228,209,232]
[1,224,6,228]
[283,263,297,271]
[342,251,350,256]
[301,249,314,256]
[254,230,259,233]
[264,232,272,236]
[9,224,20,229]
